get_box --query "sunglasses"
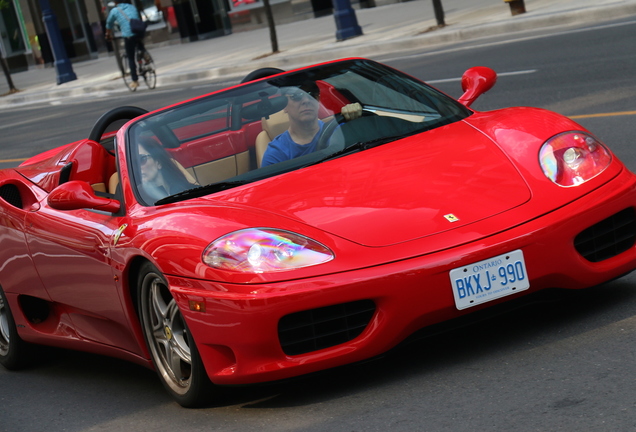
[285,90,319,102]
[139,154,153,165]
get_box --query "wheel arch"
[119,255,160,363]
[124,255,154,318]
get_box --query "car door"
[0,180,50,301]
[24,204,142,356]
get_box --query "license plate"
[449,250,530,310]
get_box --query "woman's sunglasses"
[139,154,153,165]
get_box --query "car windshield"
[126,59,471,205]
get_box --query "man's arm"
[105,9,116,30]
[105,10,117,39]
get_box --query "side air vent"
[278,300,376,356]
[574,208,636,262]
[19,295,50,324]
[0,184,23,209]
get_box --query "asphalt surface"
[1,0,636,108]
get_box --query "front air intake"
[574,208,636,262]
[278,300,376,356]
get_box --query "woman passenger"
[137,138,194,203]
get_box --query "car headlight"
[539,132,611,187]
[203,228,334,273]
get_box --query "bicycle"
[119,42,157,92]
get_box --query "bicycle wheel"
[140,51,157,90]
[120,52,137,92]
[143,68,157,90]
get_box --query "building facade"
[1,0,383,72]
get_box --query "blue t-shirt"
[106,3,140,38]
[261,121,325,167]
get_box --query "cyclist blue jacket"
[106,3,140,38]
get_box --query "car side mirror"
[458,66,497,108]
[48,180,121,213]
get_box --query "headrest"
[262,110,290,139]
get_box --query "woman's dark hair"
[138,138,192,193]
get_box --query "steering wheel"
[316,110,376,151]
[88,106,148,153]
[316,114,344,151]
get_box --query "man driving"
[261,84,362,167]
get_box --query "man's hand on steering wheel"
[341,103,363,121]
[316,103,368,150]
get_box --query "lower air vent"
[278,300,376,356]
[574,208,636,262]
[0,184,23,209]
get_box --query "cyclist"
[105,0,145,90]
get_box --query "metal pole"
[0,37,18,93]
[332,0,362,41]
[38,0,77,84]
[506,0,526,16]
[432,0,445,26]
[1,51,19,94]
[263,0,279,53]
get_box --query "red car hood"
[218,121,531,247]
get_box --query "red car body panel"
[2,59,636,393]
[218,120,533,247]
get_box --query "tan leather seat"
[174,160,198,185]
[108,172,120,195]
[254,110,290,168]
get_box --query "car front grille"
[574,208,636,262]
[278,300,376,356]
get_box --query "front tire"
[0,286,30,370]
[137,262,215,407]
[142,67,156,90]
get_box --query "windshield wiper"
[155,180,250,205]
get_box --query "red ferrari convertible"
[1,58,635,407]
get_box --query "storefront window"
[64,0,88,41]
[0,0,27,55]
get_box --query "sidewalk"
[1,0,635,108]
